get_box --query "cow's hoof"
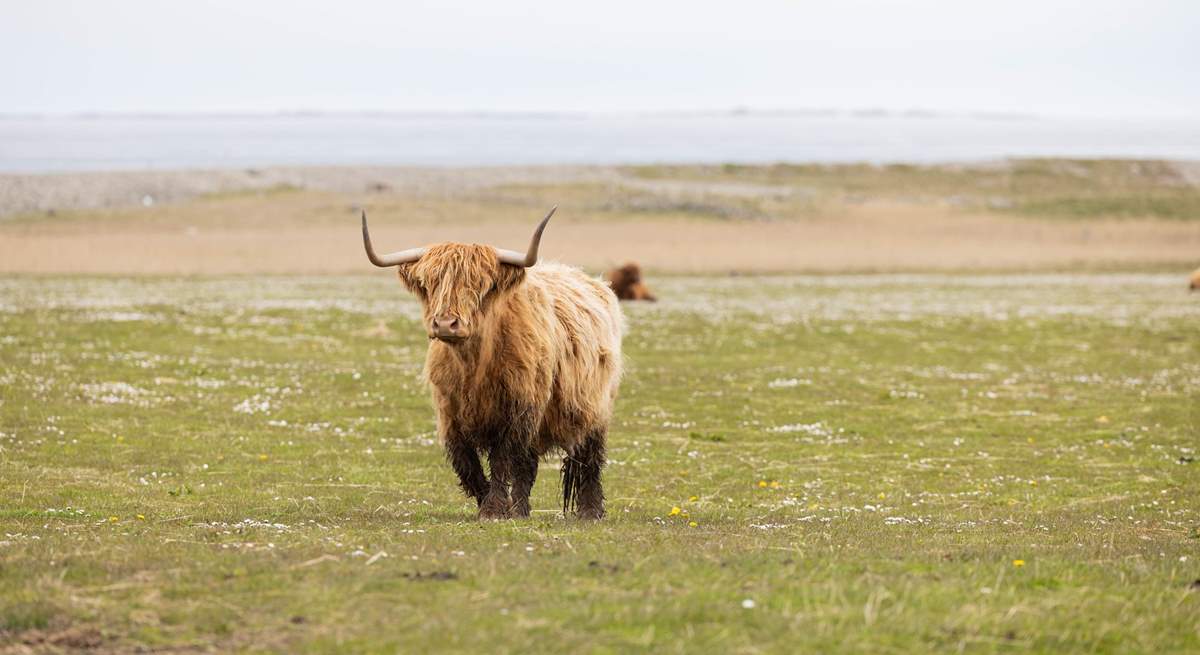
[478,497,510,520]
[575,507,605,521]
[509,504,531,519]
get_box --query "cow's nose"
[431,314,464,340]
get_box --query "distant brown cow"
[606,263,657,301]
[1191,267,1200,291]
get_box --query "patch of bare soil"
[2,165,1198,274]
[0,626,103,654]
[2,201,1197,274]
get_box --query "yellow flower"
[1012,559,1025,568]
[136,514,146,521]
[1096,416,1110,424]
[878,492,886,500]
[108,516,119,523]
[688,495,699,502]
[688,521,698,528]
[1027,437,1035,444]
[770,481,781,489]
[1029,480,1037,486]
[669,506,681,516]
[757,480,768,488]
[258,454,269,461]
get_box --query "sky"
[2,0,1198,118]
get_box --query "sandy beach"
[2,161,1198,275]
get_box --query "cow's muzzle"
[431,314,468,342]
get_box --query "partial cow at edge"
[606,262,657,301]
[1191,266,1200,291]
[362,207,623,520]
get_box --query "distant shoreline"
[5,112,1199,175]
[0,108,1048,121]
[4,159,1200,219]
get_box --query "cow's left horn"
[496,206,556,268]
[362,211,427,267]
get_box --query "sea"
[2,112,1199,173]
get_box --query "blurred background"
[1,0,1198,275]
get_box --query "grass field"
[1,273,1198,653]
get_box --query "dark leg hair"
[509,447,540,518]
[445,439,488,507]
[562,429,606,520]
[480,442,513,520]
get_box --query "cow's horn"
[362,211,427,267]
[496,206,556,268]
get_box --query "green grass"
[1,274,1198,653]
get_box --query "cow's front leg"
[445,439,488,507]
[509,447,539,519]
[479,443,513,520]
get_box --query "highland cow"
[362,208,623,520]
[1191,266,1200,291]
[606,262,657,301]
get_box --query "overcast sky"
[2,0,1197,118]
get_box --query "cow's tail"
[561,451,583,516]
[561,431,607,517]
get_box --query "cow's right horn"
[496,206,556,268]
[362,211,427,267]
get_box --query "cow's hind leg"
[562,428,606,520]
[446,439,488,507]
[509,447,539,519]
[479,443,514,520]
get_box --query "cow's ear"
[396,264,422,295]
[494,264,526,292]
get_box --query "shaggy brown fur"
[395,244,623,519]
[605,262,657,301]
[1191,267,1200,291]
